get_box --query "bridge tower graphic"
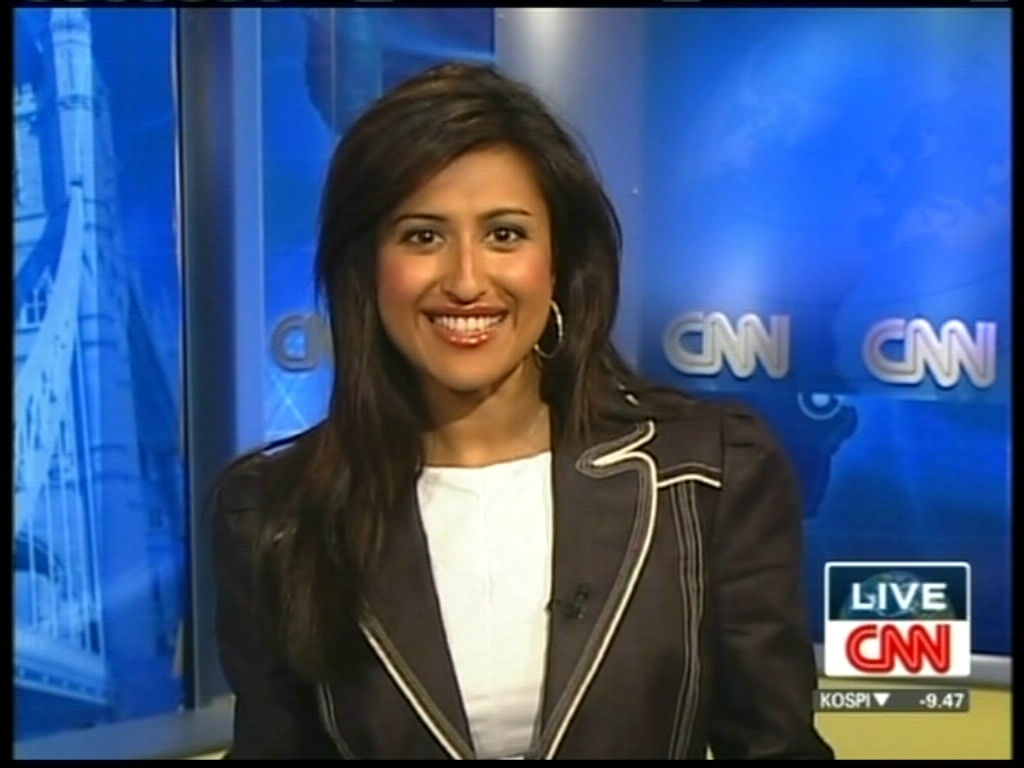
[14,8,184,737]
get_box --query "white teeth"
[431,315,504,334]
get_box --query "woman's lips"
[426,313,508,348]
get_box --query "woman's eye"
[489,226,525,245]
[402,229,441,246]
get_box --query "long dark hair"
[249,62,682,682]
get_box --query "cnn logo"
[863,318,996,388]
[662,311,790,379]
[823,562,971,679]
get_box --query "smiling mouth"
[429,314,506,333]
[426,313,508,347]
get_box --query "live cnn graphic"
[824,563,971,678]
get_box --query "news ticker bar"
[814,688,970,713]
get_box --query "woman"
[212,62,834,760]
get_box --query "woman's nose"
[439,239,487,302]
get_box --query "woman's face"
[376,145,554,398]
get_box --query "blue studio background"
[14,8,183,739]
[638,9,1010,655]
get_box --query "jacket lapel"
[359,493,475,759]
[530,417,660,760]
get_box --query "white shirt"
[416,452,553,760]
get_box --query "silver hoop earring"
[533,301,564,359]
